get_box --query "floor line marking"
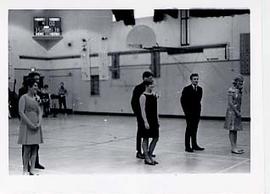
[216,158,250,173]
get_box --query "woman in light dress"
[17,78,43,175]
[224,75,244,154]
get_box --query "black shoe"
[193,146,205,151]
[136,152,145,159]
[29,172,34,175]
[29,171,39,176]
[185,148,194,152]
[35,164,45,169]
[144,160,155,165]
[151,154,156,158]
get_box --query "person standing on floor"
[139,80,159,165]
[58,82,67,115]
[224,75,245,154]
[40,84,50,117]
[20,71,45,170]
[17,78,44,175]
[180,73,205,152]
[131,71,154,159]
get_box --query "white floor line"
[216,158,250,173]
[9,164,69,175]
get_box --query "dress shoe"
[35,164,45,169]
[136,152,145,159]
[29,171,39,176]
[185,148,194,152]
[144,160,155,165]
[231,149,244,154]
[193,146,205,151]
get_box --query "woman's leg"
[229,131,243,153]
[29,145,38,174]
[149,138,159,164]
[234,131,244,153]
[229,130,236,151]
[142,138,154,165]
[22,145,31,174]
[149,138,158,157]
[142,138,149,158]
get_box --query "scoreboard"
[34,17,61,36]
[48,17,61,35]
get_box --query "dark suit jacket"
[180,84,203,116]
[131,82,145,117]
[18,86,28,100]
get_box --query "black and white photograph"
[8,8,251,174]
[0,0,266,193]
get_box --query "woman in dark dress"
[139,80,159,165]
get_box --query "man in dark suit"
[18,81,28,100]
[131,71,153,159]
[181,73,205,152]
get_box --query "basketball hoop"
[126,25,156,49]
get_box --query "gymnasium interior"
[8,9,250,175]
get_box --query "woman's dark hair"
[25,78,37,88]
[28,71,40,79]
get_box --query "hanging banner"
[98,39,109,80]
[8,40,15,83]
[80,40,91,81]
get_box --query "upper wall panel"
[8,10,113,58]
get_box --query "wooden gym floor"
[9,114,250,175]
